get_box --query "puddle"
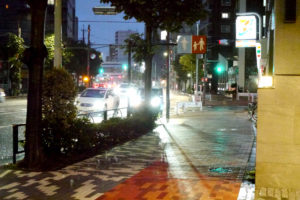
[209,167,233,173]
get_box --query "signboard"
[235,40,257,48]
[236,16,257,40]
[93,7,117,15]
[177,35,206,54]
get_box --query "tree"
[22,0,48,169]
[123,33,148,64]
[100,0,207,101]
[44,34,73,70]
[64,40,103,85]
[6,33,25,96]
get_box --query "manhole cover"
[209,167,233,173]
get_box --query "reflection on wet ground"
[0,106,254,200]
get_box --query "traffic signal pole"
[166,32,170,121]
[128,41,132,84]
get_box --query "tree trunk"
[144,24,153,103]
[23,0,48,169]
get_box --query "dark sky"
[76,0,145,60]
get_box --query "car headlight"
[151,97,161,107]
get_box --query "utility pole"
[54,0,62,68]
[166,32,170,121]
[81,25,85,43]
[87,24,91,87]
[128,40,132,84]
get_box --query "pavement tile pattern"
[96,161,241,200]
[0,133,164,200]
[0,106,255,200]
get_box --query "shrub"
[42,68,78,155]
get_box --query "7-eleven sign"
[192,35,207,54]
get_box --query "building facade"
[45,0,78,41]
[256,0,300,197]
[114,30,138,64]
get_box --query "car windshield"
[120,84,130,88]
[138,88,162,97]
[80,89,106,98]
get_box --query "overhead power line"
[78,20,143,24]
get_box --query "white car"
[76,88,119,114]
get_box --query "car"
[0,88,5,103]
[114,83,138,97]
[76,88,119,114]
[132,87,164,115]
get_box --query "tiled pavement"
[0,106,255,200]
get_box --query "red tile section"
[96,161,241,200]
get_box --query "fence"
[0,106,129,166]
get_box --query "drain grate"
[209,167,233,173]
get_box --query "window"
[222,13,229,19]
[48,0,54,5]
[221,25,231,33]
[221,0,231,6]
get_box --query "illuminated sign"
[236,16,257,40]
[235,40,257,48]
[177,35,207,54]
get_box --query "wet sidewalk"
[0,106,255,200]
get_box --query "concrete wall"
[256,0,300,198]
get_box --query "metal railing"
[77,107,129,123]
[5,107,130,166]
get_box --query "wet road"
[0,98,27,165]
[0,106,254,200]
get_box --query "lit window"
[222,13,229,19]
[48,0,54,5]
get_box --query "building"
[255,0,300,197]
[114,30,138,64]
[45,0,78,41]
[0,0,31,45]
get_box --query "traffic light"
[216,65,224,73]
[122,64,128,71]
[83,76,89,83]
[99,67,104,74]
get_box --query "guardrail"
[77,107,129,123]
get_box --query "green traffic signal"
[122,64,128,71]
[99,67,104,74]
[216,65,224,73]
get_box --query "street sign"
[93,7,117,15]
[192,35,207,54]
[177,35,206,54]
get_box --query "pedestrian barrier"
[77,107,128,123]
[237,92,257,102]
[175,101,203,115]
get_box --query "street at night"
[0,104,255,200]
[1,0,300,199]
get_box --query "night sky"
[76,0,145,60]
